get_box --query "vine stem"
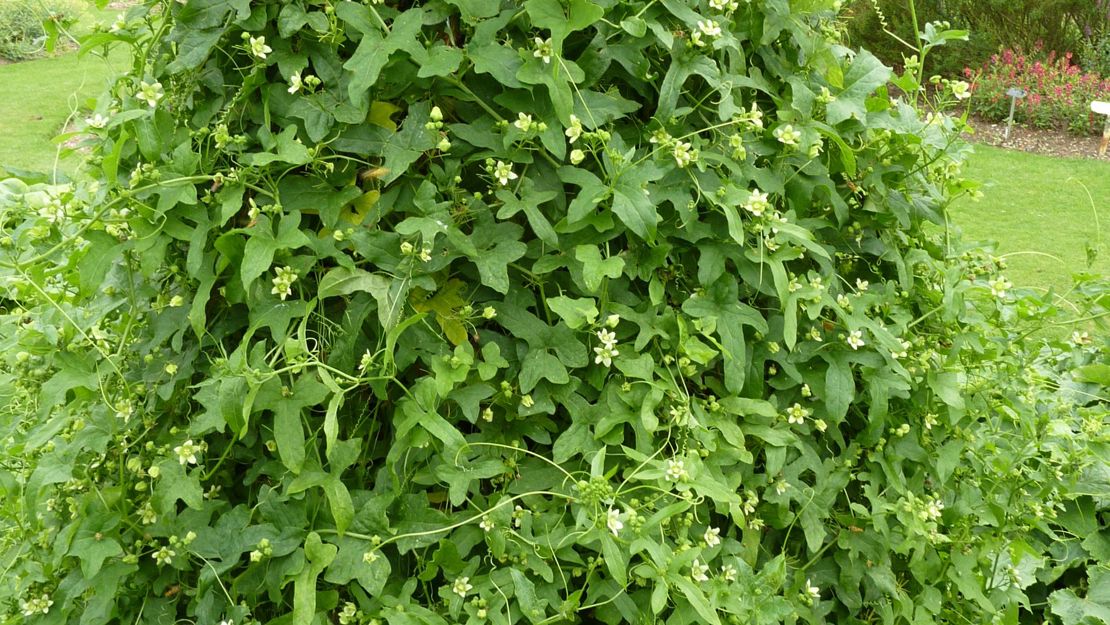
[318,490,575,550]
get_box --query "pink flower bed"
[967,45,1110,134]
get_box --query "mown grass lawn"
[0,2,126,177]
[951,144,1110,296]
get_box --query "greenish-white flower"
[665,458,688,481]
[249,35,272,60]
[565,114,583,143]
[288,71,303,94]
[606,508,623,536]
[493,160,518,186]
[786,403,810,425]
[514,112,534,132]
[20,594,54,617]
[846,329,865,350]
[153,545,176,566]
[721,564,738,581]
[533,37,553,64]
[703,526,721,547]
[175,439,200,465]
[988,276,1012,299]
[697,20,722,38]
[690,559,710,583]
[742,188,771,217]
[950,80,971,100]
[137,81,164,108]
[86,113,110,129]
[452,576,473,598]
[569,149,586,165]
[773,124,801,146]
[673,140,696,167]
[271,266,299,300]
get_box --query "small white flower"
[479,517,495,532]
[1071,330,1092,346]
[672,140,696,167]
[288,71,304,94]
[605,314,620,328]
[846,329,865,350]
[569,149,586,164]
[533,37,553,64]
[721,564,738,582]
[856,279,869,291]
[271,266,299,300]
[773,124,801,146]
[690,559,710,582]
[249,35,272,60]
[452,576,473,598]
[703,526,721,547]
[988,276,1012,299]
[565,114,583,143]
[85,113,110,129]
[891,339,911,360]
[774,479,789,495]
[593,345,618,367]
[513,112,533,132]
[596,329,617,349]
[743,189,771,217]
[665,458,688,482]
[805,579,820,598]
[493,160,518,186]
[174,439,199,465]
[606,508,623,536]
[697,20,722,38]
[950,80,971,101]
[814,419,828,432]
[594,328,619,367]
[153,545,176,566]
[19,594,54,617]
[744,102,764,129]
[137,81,164,108]
[785,403,810,425]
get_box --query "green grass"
[0,3,126,177]
[951,145,1110,296]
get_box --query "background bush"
[845,0,1110,77]
[0,0,82,61]
[0,1,1107,625]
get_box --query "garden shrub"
[0,1,1108,625]
[845,0,1110,79]
[967,46,1110,134]
[0,0,82,61]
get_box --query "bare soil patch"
[966,116,1110,162]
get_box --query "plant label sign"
[1004,88,1027,140]
[1093,100,1110,157]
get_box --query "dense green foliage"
[0,1,1107,625]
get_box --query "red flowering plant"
[966,44,1110,134]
